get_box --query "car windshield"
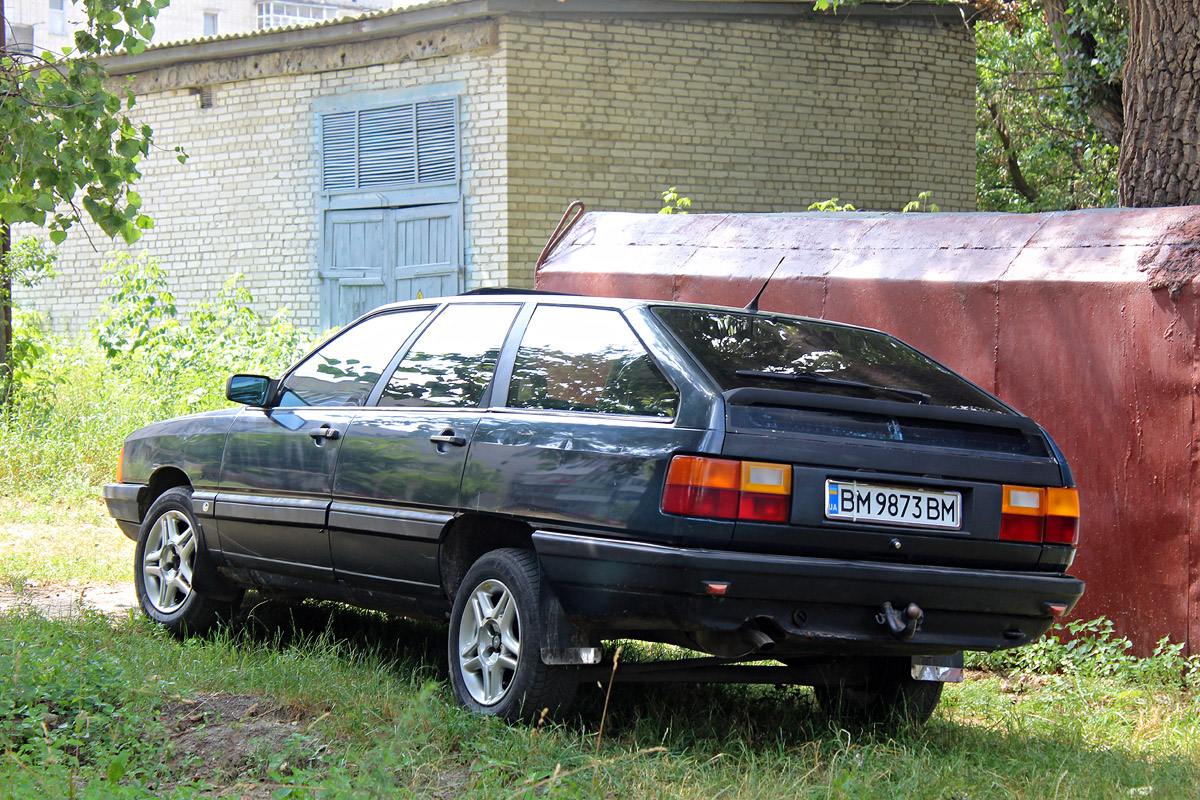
[653,306,1012,414]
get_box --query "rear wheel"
[813,657,943,726]
[447,548,577,722]
[134,487,241,637]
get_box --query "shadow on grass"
[203,594,1199,795]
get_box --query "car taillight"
[116,445,124,483]
[1000,485,1079,546]
[662,456,792,523]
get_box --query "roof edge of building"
[102,0,969,76]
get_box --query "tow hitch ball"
[878,601,924,641]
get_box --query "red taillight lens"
[1045,487,1081,545]
[1000,513,1043,542]
[999,485,1079,546]
[662,455,792,523]
[662,484,740,519]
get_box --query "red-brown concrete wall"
[537,208,1200,655]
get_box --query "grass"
[2,496,1199,798]
[1,598,1198,799]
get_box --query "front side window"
[378,304,519,408]
[278,308,431,407]
[507,306,677,418]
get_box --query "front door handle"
[429,431,467,447]
[308,425,341,441]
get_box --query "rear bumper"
[103,482,144,540]
[531,531,1085,657]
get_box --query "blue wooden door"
[322,204,460,327]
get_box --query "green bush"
[0,252,321,503]
[967,617,1200,689]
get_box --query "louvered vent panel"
[359,105,417,188]
[321,111,357,191]
[321,98,457,192]
[415,99,458,184]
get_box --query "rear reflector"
[663,455,792,523]
[1000,485,1080,546]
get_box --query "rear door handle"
[429,432,467,447]
[308,425,342,441]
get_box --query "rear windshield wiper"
[734,370,931,405]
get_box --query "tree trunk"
[1042,0,1125,147]
[1119,2,1200,206]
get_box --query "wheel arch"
[140,467,192,521]
[438,513,535,601]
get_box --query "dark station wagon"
[104,292,1084,724]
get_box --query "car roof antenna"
[536,201,586,269]
[744,255,786,313]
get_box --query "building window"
[320,98,459,193]
[203,12,219,36]
[256,1,337,29]
[10,23,35,53]
[48,0,67,35]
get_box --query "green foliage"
[976,6,1122,211]
[901,191,939,213]
[0,237,57,401]
[807,197,857,212]
[0,0,182,243]
[0,259,318,502]
[967,617,1200,690]
[659,187,692,215]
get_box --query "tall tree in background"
[978,0,1199,209]
[1119,3,1200,206]
[0,0,177,373]
[975,0,1124,211]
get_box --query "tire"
[134,487,241,638]
[813,657,943,726]
[447,548,578,722]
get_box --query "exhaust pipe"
[742,626,775,653]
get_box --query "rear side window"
[378,304,520,407]
[278,308,431,407]
[507,305,677,418]
[654,306,1009,413]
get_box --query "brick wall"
[16,20,508,333]
[14,4,974,333]
[503,14,975,284]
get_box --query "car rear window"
[653,306,1011,414]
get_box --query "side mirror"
[226,374,275,407]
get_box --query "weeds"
[967,616,1200,690]
[0,250,319,505]
[1,602,1197,799]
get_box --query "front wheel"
[447,548,577,722]
[813,657,943,726]
[134,487,240,637]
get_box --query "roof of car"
[365,290,873,331]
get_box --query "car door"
[214,307,433,582]
[329,302,522,594]
[463,304,718,542]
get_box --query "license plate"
[825,480,962,530]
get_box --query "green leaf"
[49,230,68,245]
[35,194,57,212]
[135,214,154,230]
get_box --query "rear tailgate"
[721,388,1073,572]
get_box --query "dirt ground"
[0,579,137,616]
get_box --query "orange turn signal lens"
[115,445,124,484]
